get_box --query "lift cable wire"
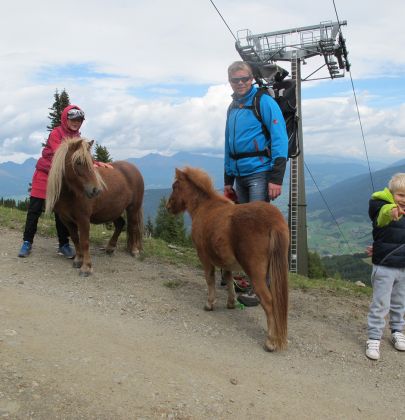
[304,162,355,254]
[208,0,237,42]
[348,73,375,192]
[332,0,375,192]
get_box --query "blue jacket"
[224,86,288,185]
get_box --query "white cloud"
[0,0,405,163]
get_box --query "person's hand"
[94,161,113,169]
[224,185,234,195]
[268,182,282,200]
[224,185,237,202]
[391,206,405,221]
[365,245,373,257]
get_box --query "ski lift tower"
[235,21,350,276]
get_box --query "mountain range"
[307,159,405,220]
[0,151,388,198]
[2,152,404,255]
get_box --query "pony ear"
[88,140,94,148]
[70,138,83,151]
[175,168,185,179]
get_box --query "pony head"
[46,138,105,213]
[167,167,227,215]
[166,168,188,214]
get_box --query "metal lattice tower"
[235,21,350,276]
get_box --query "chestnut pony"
[46,138,144,276]
[167,167,289,351]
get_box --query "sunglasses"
[230,76,252,84]
[67,109,85,120]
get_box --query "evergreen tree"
[154,197,187,245]
[46,89,71,132]
[93,143,113,163]
[308,251,327,279]
[46,90,60,132]
[322,253,372,284]
[93,141,114,233]
[59,89,70,113]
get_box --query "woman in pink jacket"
[18,105,85,258]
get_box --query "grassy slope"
[1,206,371,298]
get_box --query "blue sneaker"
[18,241,32,258]
[58,243,75,259]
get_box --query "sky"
[1,0,405,167]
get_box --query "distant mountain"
[0,158,36,197]
[127,152,223,189]
[389,158,405,167]
[143,188,171,221]
[1,152,401,256]
[301,154,386,193]
[307,162,405,220]
[1,152,384,198]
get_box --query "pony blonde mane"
[180,167,228,202]
[46,137,105,213]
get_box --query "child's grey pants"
[367,265,405,340]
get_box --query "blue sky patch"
[128,83,211,100]
[34,63,120,84]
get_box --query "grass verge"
[1,205,371,296]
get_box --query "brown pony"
[167,167,289,351]
[46,138,144,276]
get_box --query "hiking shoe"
[237,289,260,307]
[365,339,380,360]
[18,241,32,258]
[391,332,405,351]
[58,243,75,259]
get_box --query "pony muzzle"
[84,185,102,198]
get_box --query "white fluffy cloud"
[1,0,405,163]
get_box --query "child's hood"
[60,105,83,136]
[371,187,395,204]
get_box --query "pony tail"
[268,227,289,350]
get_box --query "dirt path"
[0,227,404,419]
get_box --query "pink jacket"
[30,105,82,199]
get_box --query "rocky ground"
[0,227,404,419]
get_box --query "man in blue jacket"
[224,61,288,306]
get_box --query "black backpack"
[228,81,300,160]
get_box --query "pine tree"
[154,197,187,245]
[47,89,71,132]
[308,251,327,279]
[59,89,70,114]
[93,143,113,163]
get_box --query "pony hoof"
[72,261,82,268]
[79,270,91,277]
[204,304,214,311]
[227,301,236,309]
[106,248,115,255]
[264,340,276,352]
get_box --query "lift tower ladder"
[288,50,300,274]
[235,21,350,276]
